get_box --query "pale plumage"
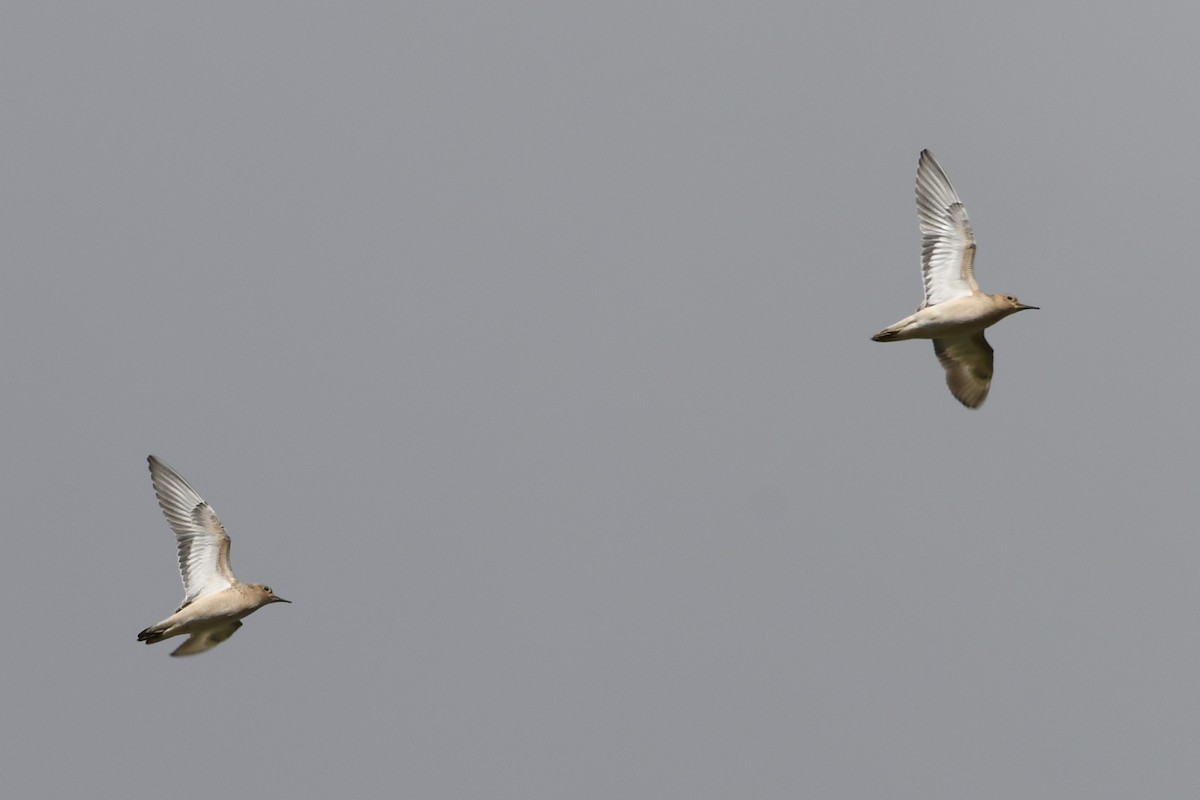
[150,459,235,607]
[138,456,289,656]
[872,150,1037,408]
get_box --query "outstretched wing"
[148,456,238,608]
[917,150,980,307]
[933,333,993,408]
[170,621,244,657]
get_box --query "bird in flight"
[138,456,290,656]
[872,150,1037,408]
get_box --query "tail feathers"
[871,328,902,342]
[138,625,168,644]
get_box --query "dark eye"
[1006,296,1016,302]
[264,586,272,593]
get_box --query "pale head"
[992,294,1039,314]
[248,583,291,605]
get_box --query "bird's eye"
[1006,296,1016,302]
[264,586,272,593]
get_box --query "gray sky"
[3,2,1198,798]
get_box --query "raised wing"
[170,621,244,657]
[917,150,980,307]
[148,456,237,608]
[933,333,993,408]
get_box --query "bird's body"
[872,292,1026,341]
[872,150,1036,408]
[138,456,289,656]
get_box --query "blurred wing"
[917,150,980,307]
[933,333,993,409]
[170,621,243,657]
[148,456,237,607]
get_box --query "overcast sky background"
[3,2,1198,798]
